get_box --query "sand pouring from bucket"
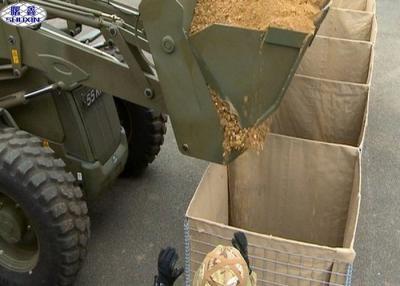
[140,0,331,164]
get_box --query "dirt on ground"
[190,0,325,34]
[210,89,272,158]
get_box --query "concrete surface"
[76,1,400,285]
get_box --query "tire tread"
[0,128,89,286]
[115,99,168,176]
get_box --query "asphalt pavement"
[76,1,400,285]
[352,1,400,285]
[75,122,207,286]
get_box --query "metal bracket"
[0,64,27,80]
[66,22,82,36]
[38,54,88,87]
[2,24,25,78]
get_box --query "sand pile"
[191,0,325,34]
[197,0,325,156]
[211,89,272,158]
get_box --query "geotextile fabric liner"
[228,135,360,249]
[297,36,373,84]
[272,14,375,148]
[332,0,376,12]
[271,75,369,147]
[318,8,377,42]
[186,135,361,286]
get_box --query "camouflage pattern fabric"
[193,245,257,286]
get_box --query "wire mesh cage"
[184,220,353,286]
[184,135,360,286]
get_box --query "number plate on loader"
[83,89,103,108]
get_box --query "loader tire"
[114,99,167,176]
[0,128,90,286]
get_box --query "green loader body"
[3,68,128,198]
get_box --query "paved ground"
[76,1,400,285]
[352,1,400,285]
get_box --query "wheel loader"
[0,0,330,284]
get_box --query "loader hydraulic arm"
[0,0,331,164]
[0,0,165,111]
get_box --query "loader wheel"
[0,128,90,286]
[114,99,167,176]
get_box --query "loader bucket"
[140,0,331,164]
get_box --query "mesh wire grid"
[184,222,353,286]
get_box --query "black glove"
[232,232,252,274]
[155,247,184,286]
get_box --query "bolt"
[182,144,189,152]
[162,36,175,54]
[107,39,114,47]
[57,81,66,90]
[31,23,41,31]
[27,225,31,230]
[109,26,118,37]
[144,88,154,99]
[15,203,20,209]
[7,36,15,45]
[13,69,21,78]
